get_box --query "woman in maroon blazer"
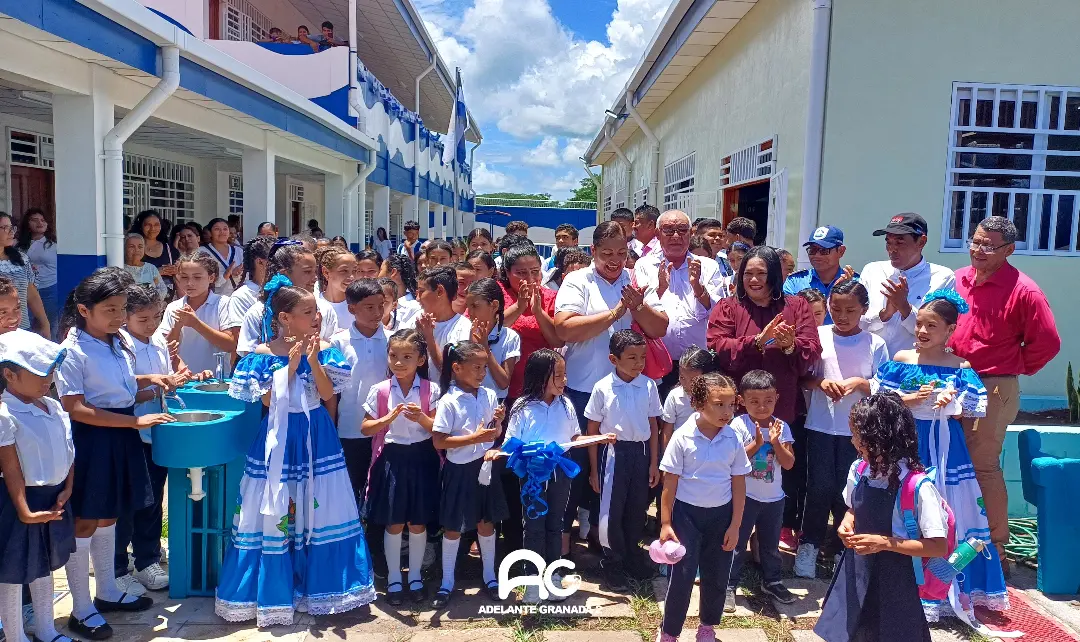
[706,245,821,424]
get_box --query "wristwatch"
[782,342,795,355]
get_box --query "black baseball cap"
[873,213,927,237]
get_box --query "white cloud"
[472,161,518,193]
[522,136,561,167]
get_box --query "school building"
[0,0,478,298]
[583,0,1077,402]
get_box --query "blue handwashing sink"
[151,380,261,469]
[169,379,248,412]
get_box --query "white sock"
[29,575,58,642]
[90,525,132,603]
[440,537,459,592]
[0,583,28,642]
[479,533,498,585]
[383,530,403,590]
[66,537,105,628]
[407,530,426,585]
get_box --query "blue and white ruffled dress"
[215,348,376,627]
[873,361,1008,622]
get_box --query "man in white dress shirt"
[634,210,726,398]
[860,213,955,356]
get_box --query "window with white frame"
[633,176,648,209]
[720,138,775,188]
[228,174,244,214]
[8,130,54,169]
[663,153,695,210]
[220,0,271,42]
[944,83,1080,255]
[613,167,629,211]
[122,154,195,228]
[602,170,615,218]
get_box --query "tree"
[568,177,597,204]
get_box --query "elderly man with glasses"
[633,209,726,398]
[949,216,1060,567]
[783,226,858,324]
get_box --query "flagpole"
[452,67,461,241]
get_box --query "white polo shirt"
[125,330,172,444]
[236,298,339,355]
[198,244,243,295]
[389,296,422,332]
[331,324,390,439]
[427,313,472,381]
[661,385,696,430]
[729,414,794,503]
[362,376,441,445]
[806,327,890,436]
[859,259,955,358]
[555,265,660,393]
[504,397,579,445]
[0,393,74,487]
[843,459,948,539]
[432,384,499,464]
[317,291,353,334]
[56,330,138,408]
[583,372,662,443]
[660,419,751,508]
[476,325,521,399]
[228,280,262,324]
[634,252,725,361]
[156,292,239,374]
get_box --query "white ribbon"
[260,365,314,546]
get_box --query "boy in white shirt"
[584,329,662,590]
[414,265,471,381]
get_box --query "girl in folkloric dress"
[871,289,1008,623]
[216,276,374,627]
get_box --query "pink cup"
[649,539,686,565]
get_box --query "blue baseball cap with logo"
[803,225,845,249]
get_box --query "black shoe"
[67,613,113,641]
[93,593,153,613]
[431,588,452,610]
[408,580,427,603]
[484,580,501,601]
[761,581,797,604]
[385,582,404,607]
[600,560,629,592]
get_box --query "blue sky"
[414,0,670,199]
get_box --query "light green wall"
[604,0,812,249]
[818,0,1078,399]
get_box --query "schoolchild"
[56,268,177,640]
[0,276,21,334]
[156,252,239,375]
[658,346,715,453]
[727,370,796,607]
[429,341,509,609]
[379,254,422,331]
[450,261,478,316]
[0,331,77,642]
[796,281,889,578]
[355,249,382,280]
[316,245,358,333]
[228,236,276,324]
[585,329,662,590]
[656,373,749,642]
[814,392,947,642]
[197,218,243,295]
[361,329,441,607]
[414,266,471,381]
[463,278,521,400]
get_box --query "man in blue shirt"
[783,225,857,323]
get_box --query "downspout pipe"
[104,45,180,266]
[625,90,659,207]
[349,160,377,250]
[347,0,364,132]
[582,160,602,226]
[414,58,436,225]
[797,0,832,267]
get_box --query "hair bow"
[923,288,969,314]
[501,437,581,519]
[262,274,294,341]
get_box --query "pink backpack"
[365,378,435,499]
[856,461,958,601]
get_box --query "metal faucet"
[214,352,229,383]
[159,388,186,413]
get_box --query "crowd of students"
[0,202,1060,642]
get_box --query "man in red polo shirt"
[949,216,1060,561]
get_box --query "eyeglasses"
[659,226,691,237]
[0,225,16,234]
[805,246,835,256]
[967,241,1012,255]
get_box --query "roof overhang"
[584,0,757,167]
[282,0,480,142]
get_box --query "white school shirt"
[842,459,948,539]
[504,397,579,445]
[198,244,243,295]
[660,419,751,508]
[124,329,172,444]
[56,330,138,408]
[427,313,472,381]
[362,376,441,445]
[317,291,353,334]
[583,372,662,443]
[236,298,339,355]
[729,414,794,503]
[330,324,390,439]
[475,325,521,399]
[859,259,955,358]
[661,385,696,429]
[806,327,890,436]
[228,280,261,324]
[555,265,661,393]
[375,238,393,260]
[0,393,73,486]
[432,384,499,464]
[390,296,422,332]
[26,237,57,289]
[156,292,239,375]
[633,252,725,361]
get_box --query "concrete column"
[52,83,113,300]
[323,172,345,239]
[372,185,390,246]
[275,175,289,234]
[401,194,418,234]
[433,204,445,240]
[418,199,431,240]
[242,148,275,238]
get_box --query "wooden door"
[9,165,55,226]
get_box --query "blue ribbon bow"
[501,437,581,520]
[261,274,294,341]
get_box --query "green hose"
[1005,517,1039,563]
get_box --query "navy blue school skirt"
[71,406,154,520]
[439,457,510,533]
[0,483,77,583]
[365,440,441,527]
